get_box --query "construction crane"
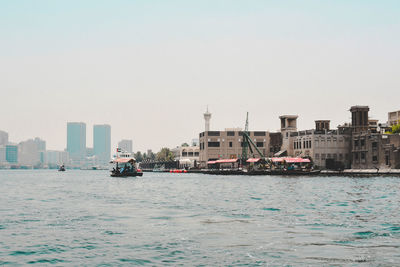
[241,112,265,161]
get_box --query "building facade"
[118,139,133,153]
[67,122,86,163]
[0,130,8,146]
[6,144,18,164]
[93,124,111,165]
[199,129,270,167]
[388,110,400,126]
[171,145,200,168]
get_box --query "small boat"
[110,150,143,177]
[58,164,65,172]
[153,164,166,172]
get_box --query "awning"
[285,158,311,163]
[207,160,217,164]
[271,157,285,163]
[247,158,261,163]
[111,158,135,163]
[215,159,239,164]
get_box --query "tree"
[134,151,143,162]
[386,123,400,134]
[181,143,189,147]
[392,124,400,134]
[156,147,174,161]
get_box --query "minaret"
[203,106,212,132]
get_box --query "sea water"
[1,170,400,266]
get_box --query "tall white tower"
[203,106,212,132]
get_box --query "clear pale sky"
[1,0,399,152]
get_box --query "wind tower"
[203,106,212,132]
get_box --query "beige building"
[388,110,400,126]
[281,117,352,169]
[199,129,270,167]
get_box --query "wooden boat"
[110,149,143,178]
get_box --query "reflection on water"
[0,170,400,265]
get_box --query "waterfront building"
[388,110,400,126]
[199,128,270,168]
[18,139,43,166]
[6,144,18,164]
[171,144,200,168]
[0,130,8,146]
[351,106,400,169]
[0,146,6,163]
[118,139,133,153]
[93,124,111,165]
[67,122,86,163]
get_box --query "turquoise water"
[1,170,400,266]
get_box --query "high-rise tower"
[203,107,212,132]
[93,124,111,165]
[67,122,86,162]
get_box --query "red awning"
[285,158,311,163]
[112,158,135,163]
[247,158,261,163]
[215,159,239,164]
[207,160,217,164]
[271,157,285,162]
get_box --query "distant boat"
[58,164,65,172]
[153,164,166,172]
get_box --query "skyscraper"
[0,130,8,146]
[67,122,86,162]
[6,144,18,164]
[93,124,111,164]
[118,139,133,153]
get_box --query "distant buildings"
[6,144,18,164]
[67,122,86,163]
[46,150,69,167]
[388,110,400,126]
[18,138,46,166]
[0,130,8,146]
[93,124,111,165]
[118,139,133,153]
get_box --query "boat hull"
[110,172,143,177]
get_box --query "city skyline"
[1,1,399,152]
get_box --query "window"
[256,142,264,147]
[254,131,266,136]
[208,131,220,136]
[315,153,320,159]
[361,139,365,147]
[194,152,199,156]
[182,152,188,156]
[188,152,194,156]
[321,154,326,160]
[372,142,377,148]
[355,153,359,160]
[327,154,331,159]
[339,154,343,160]
[229,142,233,147]
[227,131,235,136]
[299,142,301,149]
[308,140,312,148]
[304,140,306,148]
[354,140,359,147]
[361,152,365,160]
[372,155,377,162]
[208,142,220,147]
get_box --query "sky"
[1,0,399,152]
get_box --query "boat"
[110,149,143,177]
[58,164,65,172]
[153,164,166,172]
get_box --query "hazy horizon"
[1,1,399,152]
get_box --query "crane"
[241,112,265,161]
